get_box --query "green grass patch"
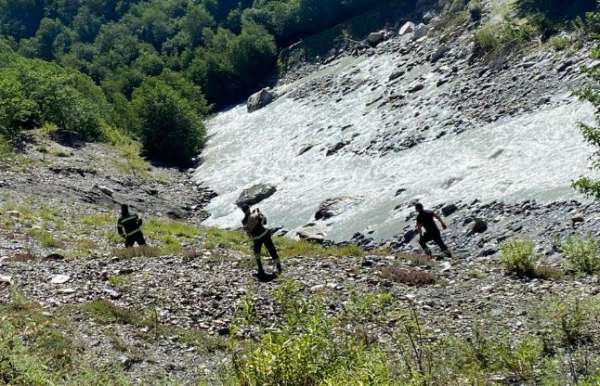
[81,300,147,326]
[0,292,130,386]
[203,227,364,258]
[108,273,133,288]
[473,20,538,61]
[102,126,152,180]
[143,217,200,255]
[29,227,63,248]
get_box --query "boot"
[256,258,266,278]
[275,261,283,274]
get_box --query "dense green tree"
[573,41,600,199]
[132,78,205,165]
[0,0,45,39]
[0,48,109,140]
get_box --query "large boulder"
[247,88,275,113]
[236,184,277,207]
[412,23,430,41]
[296,223,327,244]
[399,21,415,36]
[315,197,361,220]
[366,31,386,47]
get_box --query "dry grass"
[380,266,435,286]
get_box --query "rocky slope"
[194,5,598,251]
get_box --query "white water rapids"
[193,53,596,241]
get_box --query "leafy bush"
[500,240,539,277]
[0,49,109,141]
[132,77,206,166]
[560,234,600,274]
[229,280,395,385]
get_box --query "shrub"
[228,279,395,385]
[560,234,600,274]
[380,266,435,286]
[132,77,206,166]
[547,35,571,51]
[500,240,539,277]
[0,51,108,141]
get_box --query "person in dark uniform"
[240,204,282,278]
[415,202,451,258]
[117,204,146,248]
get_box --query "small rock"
[0,275,12,285]
[58,288,76,294]
[469,219,488,234]
[50,275,71,284]
[310,284,325,292]
[441,204,458,217]
[407,83,425,93]
[572,215,585,225]
[96,185,114,196]
[412,23,430,40]
[104,288,122,299]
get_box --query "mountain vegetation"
[0,0,398,165]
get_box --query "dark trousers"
[419,231,448,255]
[253,233,282,274]
[125,232,146,248]
[253,234,280,260]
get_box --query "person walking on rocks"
[240,204,282,279]
[415,202,452,258]
[117,204,146,248]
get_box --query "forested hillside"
[0,0,399,165]
[0,0,597,166]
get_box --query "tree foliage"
[132,77,205,166]
[0,44,107,140]
[0,0,394,164]
[574,36,600,199]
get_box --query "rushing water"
[194,53,596,242]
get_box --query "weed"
[108,274,133,288]
[500,239,539,277]
[560,234,600,274]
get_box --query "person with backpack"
[240,204,282,279]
